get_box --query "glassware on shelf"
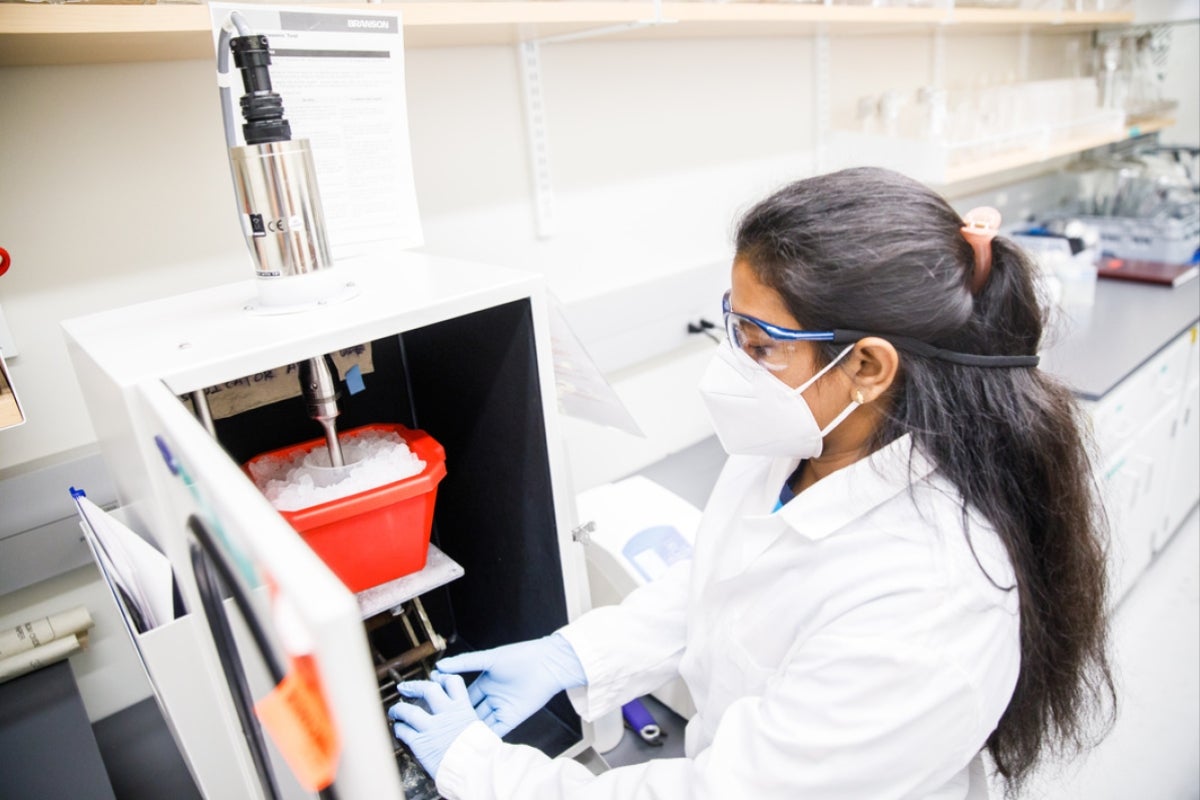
[831,75,1129,184]
[1071,0,1134,11]
[1099,38,1125,111]
[916,86,948,141]
[1052,149,1200,265]
[856,96,880,135]
[1096,28,1178,122]
[952,0,1022,8]
[877,89,906,138]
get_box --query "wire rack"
[366,597,445,800]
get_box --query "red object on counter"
[245,423,447,593]
[1097,256,1199,288]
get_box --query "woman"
[390,167,1114,799]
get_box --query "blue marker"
[622,698,664,746]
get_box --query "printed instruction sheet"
[210,3,423,260]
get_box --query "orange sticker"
[254,656,341,791]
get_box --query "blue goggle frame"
[721,290,836,345]
[720,289,1040,369]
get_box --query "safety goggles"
[722,290,835,372]
[720,290,1040,371]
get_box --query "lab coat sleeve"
[437,720,709,800]
[435,627,991,800]
[556,557,691,721]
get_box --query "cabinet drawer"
[1090,330,1194,461]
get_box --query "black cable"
[188,515,285,683]
[188,520,282,800]
[687,321,720,344]
[187,516,342,800]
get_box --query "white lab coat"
[437,434,1021,800]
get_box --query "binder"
[1097,256,1200,288]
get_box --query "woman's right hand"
[434,633,587,737]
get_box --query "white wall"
[1159,19,1200,146]
[0,60,248,468]
[0,36,817,476]
[7,25,1188,483]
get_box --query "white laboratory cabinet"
[1088,325,1200,606]
[61,254,595,799]
[1161,329,1200,550]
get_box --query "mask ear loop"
[791,343,856,396]
[818,394,861,437]
[796,344,859,437]
[961,206,1001,294]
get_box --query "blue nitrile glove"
[435,633,587,737]
[389,671,480,780]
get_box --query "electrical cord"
[188,515,284,800]
[188,514,340,800]
[687,318,721,344]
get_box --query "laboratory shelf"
[0,1,1135,68]
[940,115,1176,184]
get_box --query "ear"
[845,337,898,403]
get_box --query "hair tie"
[961,206,1001,294]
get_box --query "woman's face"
[728,258,854,430]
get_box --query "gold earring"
[854,389,865,405]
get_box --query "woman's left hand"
[388,671,480,779]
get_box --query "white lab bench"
[1040,277,1200,604]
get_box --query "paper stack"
[74,494,175,633]
[0,606,94,684]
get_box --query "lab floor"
[1014,506,1200,800]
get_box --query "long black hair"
[735,167,1114,793]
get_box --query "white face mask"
[699,342,860,458]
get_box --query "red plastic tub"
[245,423,447,593]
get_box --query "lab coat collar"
[774,434,937,542]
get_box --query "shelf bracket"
[931,27,946,90]
[813,24,831,175]
[1018,26,1031,83]
[518,39,556,239]
[515,1,675,239]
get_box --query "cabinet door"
[1092,328,1197,603]
[1099,447,1146,605]
[1162,374,1200,549]
[1099,401,1177,605]
[134,379,405,800]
